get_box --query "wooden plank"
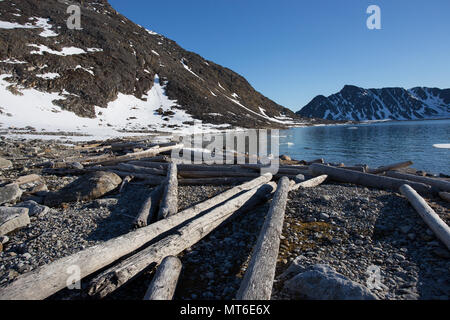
[157,163,178,220]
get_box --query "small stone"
[15,200,49,217]
[433,247,450,259]
[319,212,330,220]
[0,157,13,169]
[0,235,9,245]
[0,207,30,236]
[407,233,416,240]
[399,226,411,234]
[22,252,32,260]
[0,183,23,205]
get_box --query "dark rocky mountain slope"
[0,0,303,135]
[297,85,450,121]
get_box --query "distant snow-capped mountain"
[297,85,450,121]
[0,0,303,139]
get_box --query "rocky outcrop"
[297,85,450,121]
[0,0,302,131]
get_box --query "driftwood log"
[386,171,450,192]
[439,192,450,203]
[290,175,328,191]
[157,163,178,220]
[87,182,277,298]
[134,185,164,228]
[143,256,182,300]
[310,164,433,196]
[116,163,166,176]
[400,184,450,250]
[0,174,272,300]
[236,177,291,300]
[368,161,413,174]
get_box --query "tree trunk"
[368,161,413,174]
[0,174,272,300]
[87,182,277,298]
[386,171,450,192]
[179,171,260,179]
[116,163,166,176]
[179,177,253,185]
[400,184,450,250]
[134,185,164,228]
[290,175,328,191]
[157,163,178,220]
[236,177,291,300]
[143,256,182,300]
[310,164,433,196]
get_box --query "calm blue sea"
[278,119,450,175]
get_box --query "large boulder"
[0,183,23,205]
[0,157,12,169]
[44,171,122,207]
[284,264,377,300]
[0,207,30,236]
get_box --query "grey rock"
[0,235,9,244]
[15,200,49,217]
[319,212,330,220]
[0,183,22,205]
[0,207,30,236]
[44,171,122,207]
[284,264,378,300]
[0,157,12,169]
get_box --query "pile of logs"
[1,137,449,301]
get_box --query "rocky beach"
[0,135,448,300]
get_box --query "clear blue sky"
[109,0,450,112]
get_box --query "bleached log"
[368,161,413,174]
[87,182,277,298]
[302,158,325,165]
[105,170,166,184]
[236,177,291,300]
[439,192,450,203]
[342,165,368,173]
[134,185,164,228]
[157,163,178,220]
[0,174,272,300]
[116,163,166,176]
[290,175,328,191]
[400,184,450,250]
[89,144,183,166]
[386,171,450,192]
[143,256,182,300]
[179,171,260,179]
[310,164,433,196]
[179,177,253,185]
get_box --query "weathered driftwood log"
[310,164,433,196]
[90,144,184,166]
[290,175,328,191]
[111,142,157,152]
[157,163,178,220]
[386,171,450,193]
[87,182,277,298]
[105,170,166,185]
[236,177,291,300]
[179,177,253,185]
[134,185,164,228]
[143,256,182,300]
[368,161,413,174]
[0,174,272,300]
[179,171,260,179]
[342,165,368,173]
[116,163,166,176]
[439,192,450,203]
[400,184,450,250]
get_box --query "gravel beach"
[0,137,449,300]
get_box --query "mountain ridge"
[0,0,304,137]
[297,85,450,121]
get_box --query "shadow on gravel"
[372,193,450,300]
[86,184,154,242]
